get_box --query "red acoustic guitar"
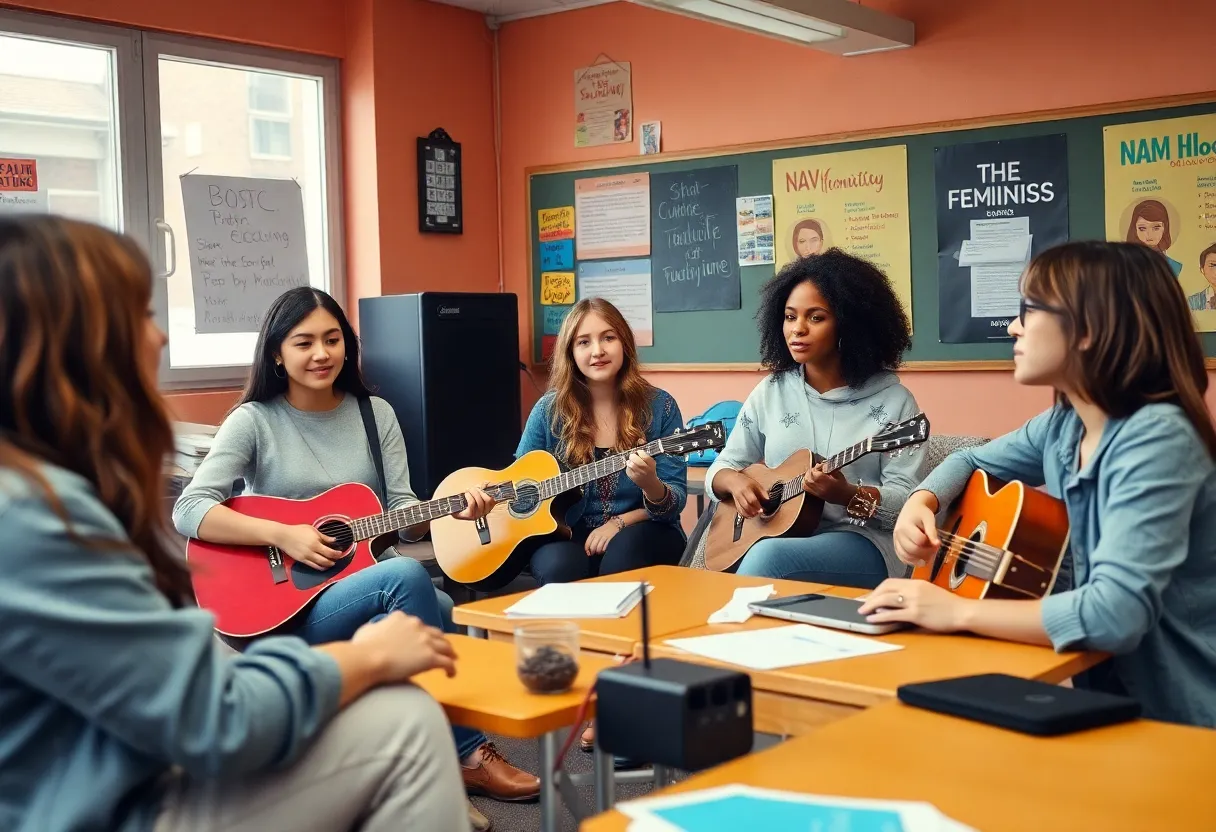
[187,481,514,637]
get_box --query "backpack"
[684,400,742,466]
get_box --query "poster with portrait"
[772,145,913,325]
[1104,113,1216,331]
[935,135,1070,343]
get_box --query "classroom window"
[0,9,343,389]
[0,30,124,231]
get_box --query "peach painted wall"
[496,0,1216,438]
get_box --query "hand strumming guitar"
[801,460,856,506]
[892,490,941,566]
[274,523,343,570]
[715,469,770,519]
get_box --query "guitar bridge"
[475,515,491,546]
[267,546,289,585]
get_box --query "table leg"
[653,765,677,789]
[537,731,562,832]
[696,494,705,516]
[593,746,615,813]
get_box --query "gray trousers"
[154,685,471,832]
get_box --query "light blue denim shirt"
[0,463,343,831]
[516,388,687,531]
[919,403,1216,728]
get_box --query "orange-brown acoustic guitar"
[703,414,930,572]
[430,421,726,591]
[912,469,1070,599]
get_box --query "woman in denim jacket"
[518,298,687,586]
[862,241,1216,727]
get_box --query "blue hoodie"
[706,370,927,577]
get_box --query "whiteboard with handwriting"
[180,175,310,334]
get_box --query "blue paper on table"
[540,239,574,270]
[650,794,906,831]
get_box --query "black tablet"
[897,673,1141,736]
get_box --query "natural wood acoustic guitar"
[703,414,930,572]
[912,469,1070,599]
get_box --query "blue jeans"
[736,531,888,589]
[290,557,487,761]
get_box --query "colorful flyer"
[538,206,574,242]
[773,145,913,326]
[540,271,575,305]
[577,259,654,346]
[0,157,46,214]
[736,195,775,266]
[540,239,574,271]
[574,61,632,148]
[543,305,572,335]
[1104,113,1216,330]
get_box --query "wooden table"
[581,701,1216,831]
[452,565,831,656]
[638,585,1104,736]
[414,634,619,832]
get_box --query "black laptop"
[897,673,1141,736]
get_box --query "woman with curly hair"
[705,249,924,586]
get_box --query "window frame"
[0,9,345,391]
[142,33,344,390]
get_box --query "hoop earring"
[837,337,843,352]
[274,363,287,379]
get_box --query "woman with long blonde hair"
[0,216,470,830]
[517,297,687,585]
[866,241,1216,727]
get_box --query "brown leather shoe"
[462,743,540,803]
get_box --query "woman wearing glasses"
[864,241,1216,728]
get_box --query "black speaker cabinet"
[358,292,521,500]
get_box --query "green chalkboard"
[528,98,1216,367]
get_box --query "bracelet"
[612,516,626,531]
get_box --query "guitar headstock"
[662,421,727,457]
[871,412,930,455]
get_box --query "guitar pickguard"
[290,551,358,590]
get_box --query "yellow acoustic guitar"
[430,421,726,590]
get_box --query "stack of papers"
[171,421,218,477]
[620,785,976,831]
[504,582,651,619]
[665,624,902,671]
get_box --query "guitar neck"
[779,439,872,502]
[350,482,517,541]
[538,438,665,499]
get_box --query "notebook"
[504,582,650,619]
[897,673,1141,736]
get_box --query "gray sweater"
[0,462,342,832]
[173,395,417,539]
[706,370,927,577]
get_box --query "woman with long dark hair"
[0,215,470,831]
[866,241,1216,727]
[174,286,538,813]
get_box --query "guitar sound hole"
[510,483,541,519]
[759,483,783,516]
[290,519,356,591]
[950,528,985,589]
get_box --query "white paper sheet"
[706,584,776,624]
[504,582,652,618]
[664,624,901,671]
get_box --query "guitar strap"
[357,396,389,506]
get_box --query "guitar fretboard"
[538,438,666,499]
[350,482,517,540]
[777,439,872,502]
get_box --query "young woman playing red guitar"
[865,241,1216,727]
[173,287,537,815]
[0,215,469,831]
